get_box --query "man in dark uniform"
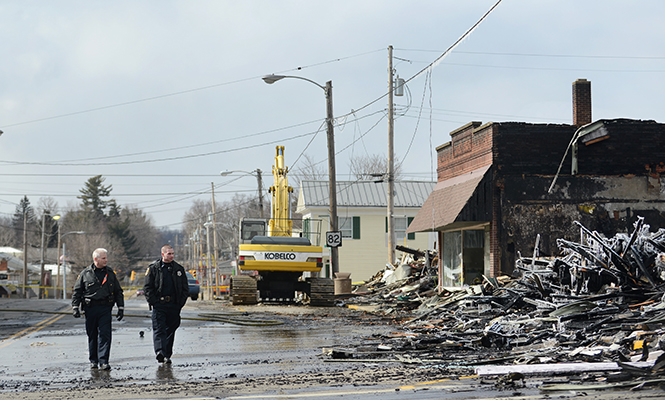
[72,248,124,370]
[143,244,189,364]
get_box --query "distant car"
[186,272,200,301]
[136,288,145,296]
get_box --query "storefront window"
[442,228,487,287]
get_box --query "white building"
[297,180,436,282]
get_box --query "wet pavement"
[3,298,665,399]
[0,298,389,392]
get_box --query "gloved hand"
[116,309,124,321]
[73,308,81,318]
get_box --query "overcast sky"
[1,0,664,230]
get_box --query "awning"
[406,165,490,233]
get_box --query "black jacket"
[72,264,124,309]
[143,259,189,308]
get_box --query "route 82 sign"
[326,231,342,248]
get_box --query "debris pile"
[338,216,665,388]
[344,244,438,313]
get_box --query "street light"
[220,169,264,218]
[61,231,85,299]
[262,74,339,275]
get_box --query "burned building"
[407,79,665,288]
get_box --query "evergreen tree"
[108,216,140,261]
[11,196,36,248]
[78,175,113,220]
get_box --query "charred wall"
[575,119,665,176]
[435,118,665,277]
[493,122,576,175]
[498,174,665,275]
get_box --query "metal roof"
[299,180,435,208]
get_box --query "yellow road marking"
[0,313,65,349]
[416,378,452,385]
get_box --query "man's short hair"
[93,248,108,260]
[161,244,174,254]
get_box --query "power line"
[0,173,223,177]
[0,130,318,166]
[398,49,665,60]
[439,61,665,73]
[0,189,255,197]
[0,107,385,167]
[1,49,383,131]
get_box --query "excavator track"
[308,277,335,307]
[231,275,258,305]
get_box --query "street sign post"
[326,231,342,248]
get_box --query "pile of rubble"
[338,216,665,389]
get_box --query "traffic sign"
[326,231,342,248]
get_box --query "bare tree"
[182,199,212,238]
[348,153,402,181]
[0,216,14,246]
[36,197,59,248]
[122,206,159,262]
[215,193,261,257]
[59,208,124,276]
[291,153,327,187]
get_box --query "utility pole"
[211,183,219,296]
[205,213,212,301]
[198,223,204,299]
[326,80,339,275]
[256,169,264,219]
[56,220,61,299]
[387,45,396,266]
[40,212,46,298]
[23,210,28,299]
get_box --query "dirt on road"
[2,301,665,400]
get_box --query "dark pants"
[84,305,113,365]
[151,303,181,358]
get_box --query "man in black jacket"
[72,248,124,370]
[143,244,189,364]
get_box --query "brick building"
[407,79,665,288]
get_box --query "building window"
[442,231,462,287]
[386,217,416,241]
[441,227,488,287]
[338,216,360,239]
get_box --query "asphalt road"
[0,298,664,400]
[0,297,380,383]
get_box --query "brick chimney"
[573,78,591,126]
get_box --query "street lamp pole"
[61,231,85,299]
[262,74,339,275]
[62,242,67,300]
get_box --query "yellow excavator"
[230,146,334,306]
